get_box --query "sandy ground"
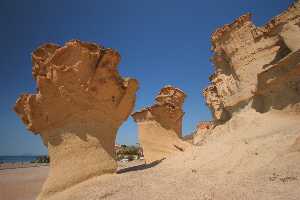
[0,166,48,200]
[0,160,145,200]
[1,110,300,200]
[47,110,300,200]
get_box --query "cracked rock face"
[132,86,190,163]
[204,1,300,123]
[14,40,138,199]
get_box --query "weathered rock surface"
[192,121,213,145]
[14,40,138,199]
[132,86,190,163]
[204,1,300,123]
[291,136,300,152]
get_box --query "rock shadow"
[116,158,165,174]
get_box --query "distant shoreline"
[0,162,49,170]
[0,155,48,163]
[0,155,49,170]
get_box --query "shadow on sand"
[117,158,165,174]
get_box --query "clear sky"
[0,0,294,155]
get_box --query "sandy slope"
[44,109,300,200]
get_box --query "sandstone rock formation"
[192,121,213,145]
[14,40,138,199]
[204,1,300,123]
[132,86,190,163]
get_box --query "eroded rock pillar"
[132,86,190,163]
[14,40,138,199]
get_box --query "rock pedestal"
[14,40,138,199]
[132,86,190,163]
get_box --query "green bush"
[116,145,142,161]
[31,155,50,163]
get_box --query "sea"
[0,156,39,163]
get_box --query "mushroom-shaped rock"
[132,86,190,163]
[14,40,138,199]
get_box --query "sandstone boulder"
[132,86,190,163]
[14,40,138,199]
[204,1,300,123]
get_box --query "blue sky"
[0,0,294,155]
